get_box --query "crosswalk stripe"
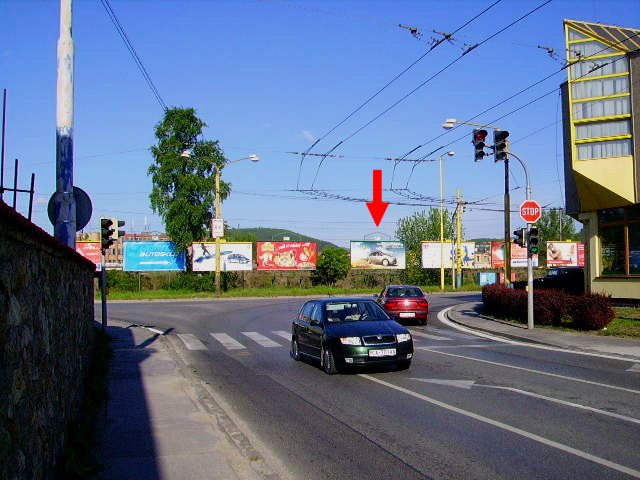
[410,330,452,341]
[273,331,291,341]
[210,333,246,350]
[177,333,207,350]
[242,331,282,348]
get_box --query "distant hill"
[227,227,340,251]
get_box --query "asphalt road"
[107,293,640,480]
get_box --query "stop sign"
[520,200,542,223]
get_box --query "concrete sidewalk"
[92,320,282,480]
[446,301,640,362]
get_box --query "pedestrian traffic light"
[100,217,114,251]
[513,228,526,248]
[494,130,510,161]
[472,129,488,161]
[528,226,539,255]
[111,218,126,239]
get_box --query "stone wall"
[0,200,96,480]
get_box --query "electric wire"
[295,0,503,188]
[100,0,167,110]
[307,0,552,188]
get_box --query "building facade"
[562,19,640,299]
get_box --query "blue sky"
[2,0,639,247]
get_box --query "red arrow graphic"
[366,169,389,227]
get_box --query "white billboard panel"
[192,242,253,271]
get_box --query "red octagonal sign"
[520,200,542,223]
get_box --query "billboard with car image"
[350,241,406,269]
[192,242,253,271]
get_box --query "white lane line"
[409,330,453,341]
[360,374,640,479]
[273,331,292,341]
[210,333,246,350]
[177,333,207,351]
[418,347,640,395]
[427,344,503,349]
[242,332,282,348]
[438,306,639,363]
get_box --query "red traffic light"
[472,129,488,161]
[473,129,488,143]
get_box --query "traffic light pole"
[101,250,107,330]
[504,156,511,287]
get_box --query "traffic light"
[472,129,488,161]
[111,218,126,239]
[494,130,510,161]
[100,217,114,251]
[528,226,539,255]
[513,228,526,248]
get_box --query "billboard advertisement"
[491,241,538,268]
[547,242,585,267]
[421,241,492,269]
[421,241,453,269]
[256,242,316,270]
[350,241,406,269]
[76,241,101,271]
[192,242,253,271]
[123,241,186,272]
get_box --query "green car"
[291,298,414,375]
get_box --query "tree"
[148,108,229,263]
[395,209,455,286]
[535,208,580,264]
[311,247,350,287]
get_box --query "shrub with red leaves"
[533,289,576,326]
[570,293,615,330]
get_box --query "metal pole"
[456,189,463,288]
[215,169,221,297]
[504,156,511,286]
[1,89,6,200]
[28,173,35,220]
[439,156,445,290]
[101,251,107,330]
[12,158,17,208]
[54,0,76,248]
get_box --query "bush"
[533,289,576,326]
[167,272,216,292]
[481,284,526,321]
[571,293,615,330]
[106,270,138,292]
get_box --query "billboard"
[256,242,316,270]
[491,241,538,268]
[123,241,186,272]
[76,241,101,271]
[421,241,486,269]
[350,241,406,269]
[547,242,585,267]
[192,242,253,271]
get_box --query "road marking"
[360,374,640,479]
[438,306,639,363]
[409,330,452,341]
[273,330,292,341]
[427,344,502,349]
[242,332,282,348]
[210,333,246,350]
[411,378,640,426]
[177,333,207,350]
[418,347,640,395]
[628,364,640,373]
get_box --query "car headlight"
[340,336,362,345]
[396,333,411,343]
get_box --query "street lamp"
[439,151,455,291]
[181,150,260,297]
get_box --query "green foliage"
[311,246,351,287]
[148,107,229,257]
[106,270,138,292]
[167,272,216,292]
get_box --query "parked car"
[513,266,584,295]
[291,298,414,374]
[367,250,397,266]
[376,285,429,325]
[226,253,251,264]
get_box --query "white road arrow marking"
[627,364,640,372]
[410,378,476,389]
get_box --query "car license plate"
[399,312,415,318]
[369,348,396,357]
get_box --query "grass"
[597,307,640,338]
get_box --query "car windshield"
[387,287,422,298]
[325,301,388,323]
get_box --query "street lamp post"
[439,151,455,291]
[182,150,259,297]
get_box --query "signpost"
[519,199,541,330]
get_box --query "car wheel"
[397,359,411,370]
[322,346,338,375]
[291,337,301,361]
[419,317,427,326]
[382,259,389,267]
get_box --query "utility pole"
[455,189,464,288]
[54,0,76,248]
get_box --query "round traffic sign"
[520,200,541,223]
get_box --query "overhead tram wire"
[307,0,552,188]
[295,0,503,188]
[100,0,167,111]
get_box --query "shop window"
[600,225,625,275]
[599,207,640,276]
[630,224,640,274]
